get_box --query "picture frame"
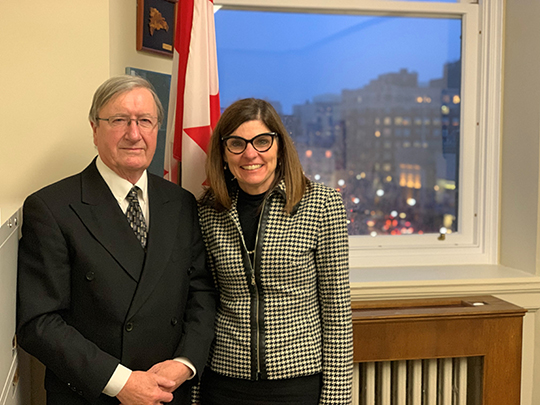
[137,0,178,57]
[125,67,172,176]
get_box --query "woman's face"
[223,119,279,195]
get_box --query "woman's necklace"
[238,188,266,258]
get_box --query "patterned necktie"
[126,186,148,249]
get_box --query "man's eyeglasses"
[97,115,158,131]
[222,132,278,154]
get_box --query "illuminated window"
[216,0,499,267]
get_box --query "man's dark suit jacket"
[16,159,216,404]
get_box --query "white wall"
[500,0,540,275]
[501,1,540,403]
[0,1,109,213]
[0,0,173,218]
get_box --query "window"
[215,0,502,267]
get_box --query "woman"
[197,98,353,404]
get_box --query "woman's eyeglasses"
[222,132,278,154]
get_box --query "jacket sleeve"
[316,188,353,404]
[16,193,119,400]
[173,195,217,376]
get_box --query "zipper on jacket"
[237,198,266,380]
[252,199,266,379]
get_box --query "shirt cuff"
[173,357,196,380]
[102,364,132,397]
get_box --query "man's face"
[91,87,158,183]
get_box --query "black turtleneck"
[236,188,266,253]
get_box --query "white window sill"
[349,264,540,305]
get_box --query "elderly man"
[17,75,216,404]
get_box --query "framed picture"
[125,67,172,176]
[137,0,178,57]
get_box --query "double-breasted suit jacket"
[17,159,216,404]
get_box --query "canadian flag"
[164,0,220,196]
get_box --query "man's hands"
[116,371,175,404]
[148,360,193,392]
[116,361,193,404]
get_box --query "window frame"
[214,0,502,268]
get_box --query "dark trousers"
[200,368,322,405]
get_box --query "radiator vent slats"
[353,357,482,405]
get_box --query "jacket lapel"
[127,176,181,318]
[70,159,145,281]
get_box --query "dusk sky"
[215,9,461,113]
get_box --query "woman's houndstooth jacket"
[198,180,353,404]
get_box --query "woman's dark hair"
[201,98,307,213]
